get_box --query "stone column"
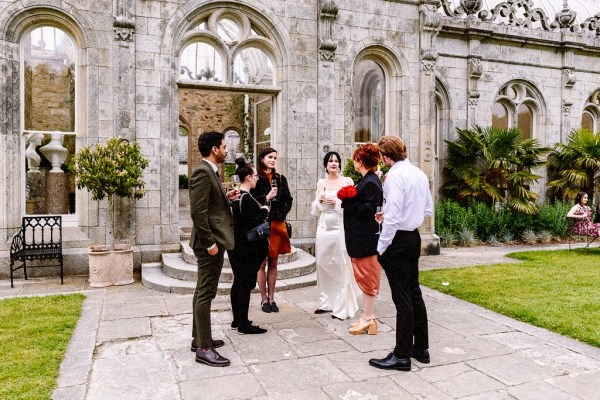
[112,0,137,242]
[561,49,576,142]
[0,39,22,246]
[317,1,339,159]
[419,1,442,255]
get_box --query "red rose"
[337,185,358,201]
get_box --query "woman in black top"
[341,144,383,335]
[251,147,293,313]
[229,158,276,334]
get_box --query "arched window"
[21,26,77,217]
[179,13,277,87]
[492,103,508,128]
[492,81,541,139]
[233,48,273,85]
[582,91,600,133]
[354,59,385,144]
[434,78,451,200]
[517,104,533,138]
[178,10,279,165]
[179,42,223,82]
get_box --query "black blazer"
[251,174,293,222]
[341,171,383,258]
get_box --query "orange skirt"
[269,221,291,258]
[351,255,381,296]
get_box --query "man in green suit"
[189,131,238,367]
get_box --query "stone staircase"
[141,241,316,295]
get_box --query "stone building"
[2,0,600,278]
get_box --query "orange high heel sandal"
[348,317,377,335]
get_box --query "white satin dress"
[311,177,360,320]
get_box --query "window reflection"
[180,43,223,82]
[23,27,76,132]
[492,102,508,129]
[22,26,77,216]
[517,104,533,139]
[217,18,240,43]
[354,60,385,143]
[233,48,274,85]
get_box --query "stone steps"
[141,245,316,295]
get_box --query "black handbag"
[286,222,292,238]
[239,193,270,241]
[246,221,271,241]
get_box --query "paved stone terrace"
[2,244,600,399]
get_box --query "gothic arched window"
[354,59,385,144]
[582,91,600,133]
[491,81,541,139]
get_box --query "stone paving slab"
[1,244,599,399]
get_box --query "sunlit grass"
[0,294,85,400]
[421,248,600,347]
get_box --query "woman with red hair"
[340,144,383,335]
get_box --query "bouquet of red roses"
[337,185,358,201]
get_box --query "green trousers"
[192,247,224,348]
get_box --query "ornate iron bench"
[9,216,64,288]
[567,217,598,250]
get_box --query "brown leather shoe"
[195,348,230,367]
[191,338,225,352]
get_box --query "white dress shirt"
[377,158,433,255]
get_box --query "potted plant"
[74,137,149,287]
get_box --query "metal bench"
[567,217,598,250]
[9,216,63,288]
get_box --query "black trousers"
[378,229,429,358]
[228,240,269,327]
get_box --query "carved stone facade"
[2,0,600,274]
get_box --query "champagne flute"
[375,206,383,234]
[231,175,241,190]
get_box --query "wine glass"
[271,178,278,189]
[231,175,241,190]
[375,206,383,234]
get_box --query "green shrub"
[179,174,189,189]
[435,199,573,246]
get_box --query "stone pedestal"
[26,171,46,214]
[45,173,68,214]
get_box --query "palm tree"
[547,128,600,201]
[442,126,549,214]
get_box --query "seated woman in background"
[567,191,600,237]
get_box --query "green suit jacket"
[189,160,235,252]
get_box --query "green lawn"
[0,294,85,400]
[420,248,600,348]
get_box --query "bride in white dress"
[311,151,360,320]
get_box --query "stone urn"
[88,244,134,287]
[88,245,113,287]
[39,133,68,173]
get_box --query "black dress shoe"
[238,324,267,334]
[369,353,411,371]
[314,309,331,314]
[190,338,225,352]
[195,348,230,367]
[261,302,272,313]
[412,349,430,364]
[269,301,279,313]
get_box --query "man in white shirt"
[369,135,433,372]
